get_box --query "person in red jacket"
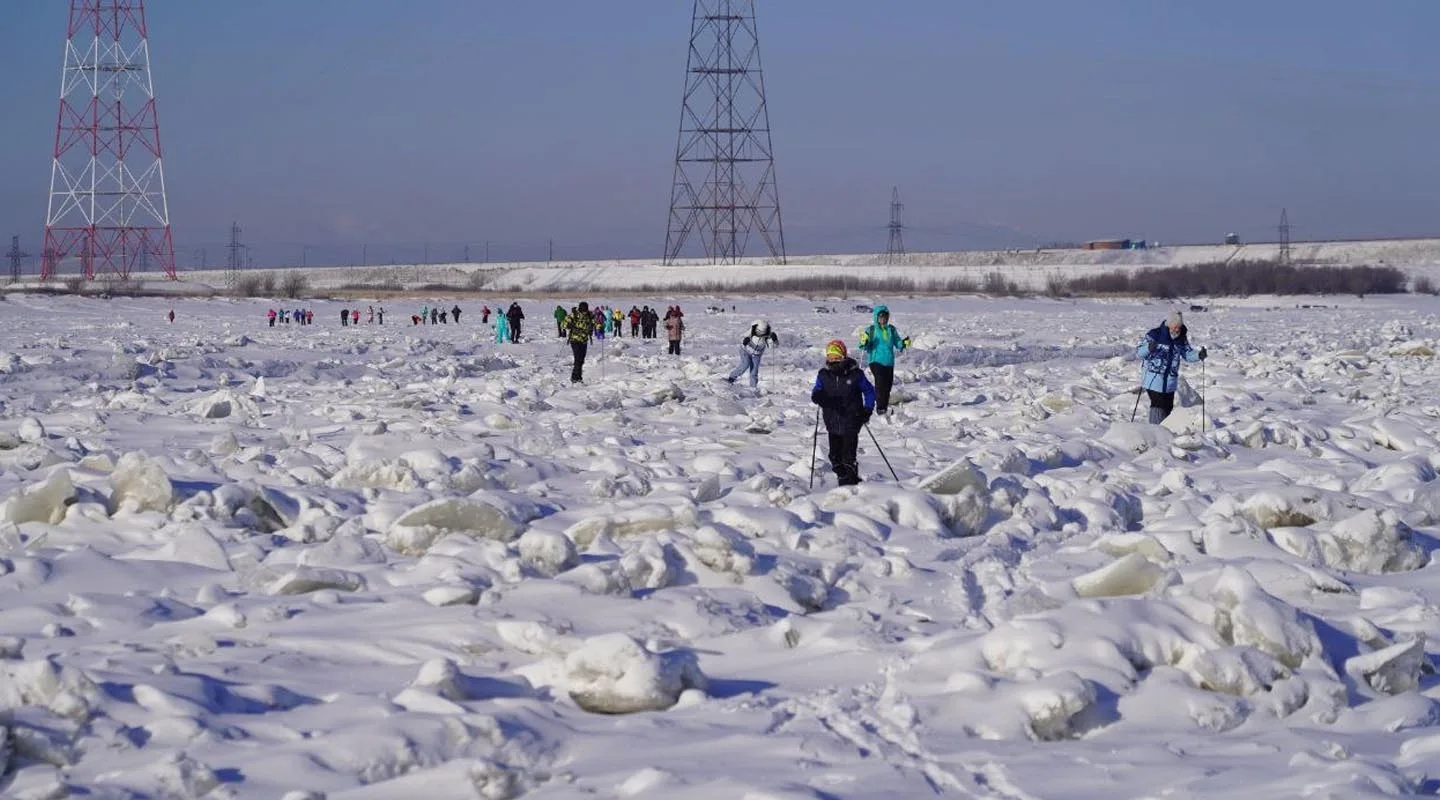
[629,306,642,337]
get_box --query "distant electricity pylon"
[886,187,906,264]
[1278,208,1292,266]
[227,222,245,288]
[43,0,176,281]
[7,237,29,282]
[663,0,786,265]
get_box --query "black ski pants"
[668,340,681,356]
[827,431,860,485]
[1147,390,1175,423]
[510,319,521,343]
[570,341,588,383]
[870,363,894,414]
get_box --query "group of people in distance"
[413,304,462,326]
[266,307,317,326]
[560,303,687,383]
[554,304,681,345]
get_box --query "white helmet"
[753,319,769,334]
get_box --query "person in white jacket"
[726,320,779,387]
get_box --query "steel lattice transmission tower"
[885,187,906,264]
[226,221,244,289]
[7,237,29,283]
[663,0,786,265]
[1278,208,1292,266]
[43,0,176,282]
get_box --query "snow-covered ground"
[3,291,1440,797]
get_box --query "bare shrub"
[336,282,403,292]
[1065,261,1407,298]
[982,271,1023,296]
[1044,274,1069,298]
[279,273,309,298]
[466,270,492,290]
[63,277,84,293]
[262,273,276,294]
[233,274,267,297]
[627,274,993,296]
[1414,276,1439,296]
[935,276,980,293]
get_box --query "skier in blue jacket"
[857,304,910,416]
[1136,311,1206,423]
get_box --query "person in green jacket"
[554,304,568,337]
[857,304,910,416]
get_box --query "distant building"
[1084,238,1130,250]
[1224,233,1241,245]
[1083,238,1148,250]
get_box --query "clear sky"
[1,0,1437,266]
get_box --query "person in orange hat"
[810,339,875,486]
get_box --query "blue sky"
[1,0,1437,265]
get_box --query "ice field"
[4,291,1440,797]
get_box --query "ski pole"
[809,407,820,489]
[1129,361,1144,422]
[1201,357,1207,434]
[866,423,900,483]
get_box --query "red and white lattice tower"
[43,0,175,281]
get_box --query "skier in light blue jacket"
[858,304,910,416]
[1136,311,1206,423]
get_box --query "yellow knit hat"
[825,339,847,362]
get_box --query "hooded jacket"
[565,304,594,344]
[1137,322,1199,394]
[664,314,684,341]
[859,304,906,367]
[811,357,876,435]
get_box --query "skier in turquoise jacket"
[857,304,910,416]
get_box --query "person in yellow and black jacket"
[565,301,597,383]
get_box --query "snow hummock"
[560,634,707,714]
[108,451,175,515]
